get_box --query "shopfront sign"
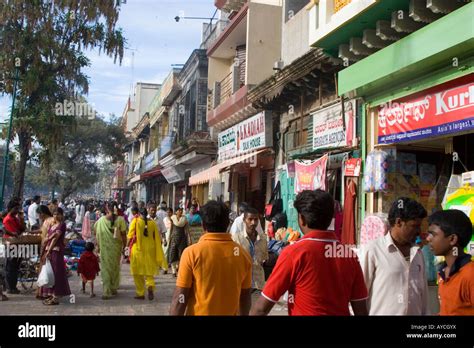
[162,166,183,184]
[312,100,356,151]
[344,158,362,177]
[294,154,328,193]
[378,81,474,144]
[217,111,273,161]
[143,149,159,172]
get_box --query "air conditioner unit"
[273,60,284,71]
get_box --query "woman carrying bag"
[41,208,71,306]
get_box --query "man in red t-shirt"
[3,200,25,294]
[250,190,368,316]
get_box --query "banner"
[312,100,356,151]
[378,80,474,144]
[294,154,328,193]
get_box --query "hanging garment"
[341,179,357,245]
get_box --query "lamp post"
[0,59,20,211]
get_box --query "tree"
[35,116,126,201]
[0,0,125,199]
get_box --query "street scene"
[0,0,474,322]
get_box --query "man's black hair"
[33,195,41,202]
[7,199,20,212]
[429,210,473,249]
[238,202,249,215]
[244,207,259,218]
[85,242,95,252]
[293,190,334,230]
[201,200,230,233]
[131,206,139,214]
[388,197,427,227]
[37,205,52,217]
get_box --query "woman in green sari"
[95,202,127,299]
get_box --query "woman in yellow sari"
[127,208,167,300]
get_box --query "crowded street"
[0,0,474,345]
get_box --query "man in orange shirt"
[427,209,474,315]
[169,200,252,316]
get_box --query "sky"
[0,0,216,122]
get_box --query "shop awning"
[141,167,161,179]
[189,149,266,186]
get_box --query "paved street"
[1,263,287,315]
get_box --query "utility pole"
[0,58,20,211]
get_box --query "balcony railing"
[208,59,246,111]
[334,0,352,13]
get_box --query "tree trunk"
[12,130,30,200]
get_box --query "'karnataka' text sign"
[312,100,356,151]
[218,111,272,161]
[378,81,474,144]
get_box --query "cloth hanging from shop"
[294,154,328,193]
[341,179,357,245]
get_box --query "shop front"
[161,164,186,210]
[364,75,474,244]
[279,98,360,240]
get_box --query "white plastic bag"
[37,260,55,288]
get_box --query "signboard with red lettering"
[312,100,356,151]
[294,155,328,193]
[344,158,361,177]
[378,81,474,144]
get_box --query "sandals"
[43,297,59,305]
[1,294,8,301]
[148,288,154,301]
[134,295,145,300]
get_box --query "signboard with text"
[312,100,356,151]
[377,80,474,144]
[162,166,183,183]
[217,111,273,161]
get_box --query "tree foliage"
[35,116,127,201]
[0,0,126,199]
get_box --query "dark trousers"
[5,256,20,291]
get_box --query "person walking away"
[95,202,127,299]
[170,200,252,315]
[126,201,138,223]
[28,195,41,230]
[78,242,100,298]
[42,208,71,305]
[3,200,26,294]
[81,204,95,242]
[33,205,55,300]
[127,208,167,300]
[251,190,368,316]
[230,202,264,236]
[232,207,268,291]
[427,210,474,315]
[167,208,190,277]
[359,197,429,315]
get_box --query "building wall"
[208,56,232,91]
[308,0,376,46]
[246,1,282,85]
[281,1,310,66]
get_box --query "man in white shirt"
[148,203,168,273]
[359,197,429,315]
[27,195,41,229]
[75,201,85,226]
[230,202,264,236]
[232,207,268,291]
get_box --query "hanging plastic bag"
[442,157,469,208]
[37,260,55,288]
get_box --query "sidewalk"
[1,263,288,315]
